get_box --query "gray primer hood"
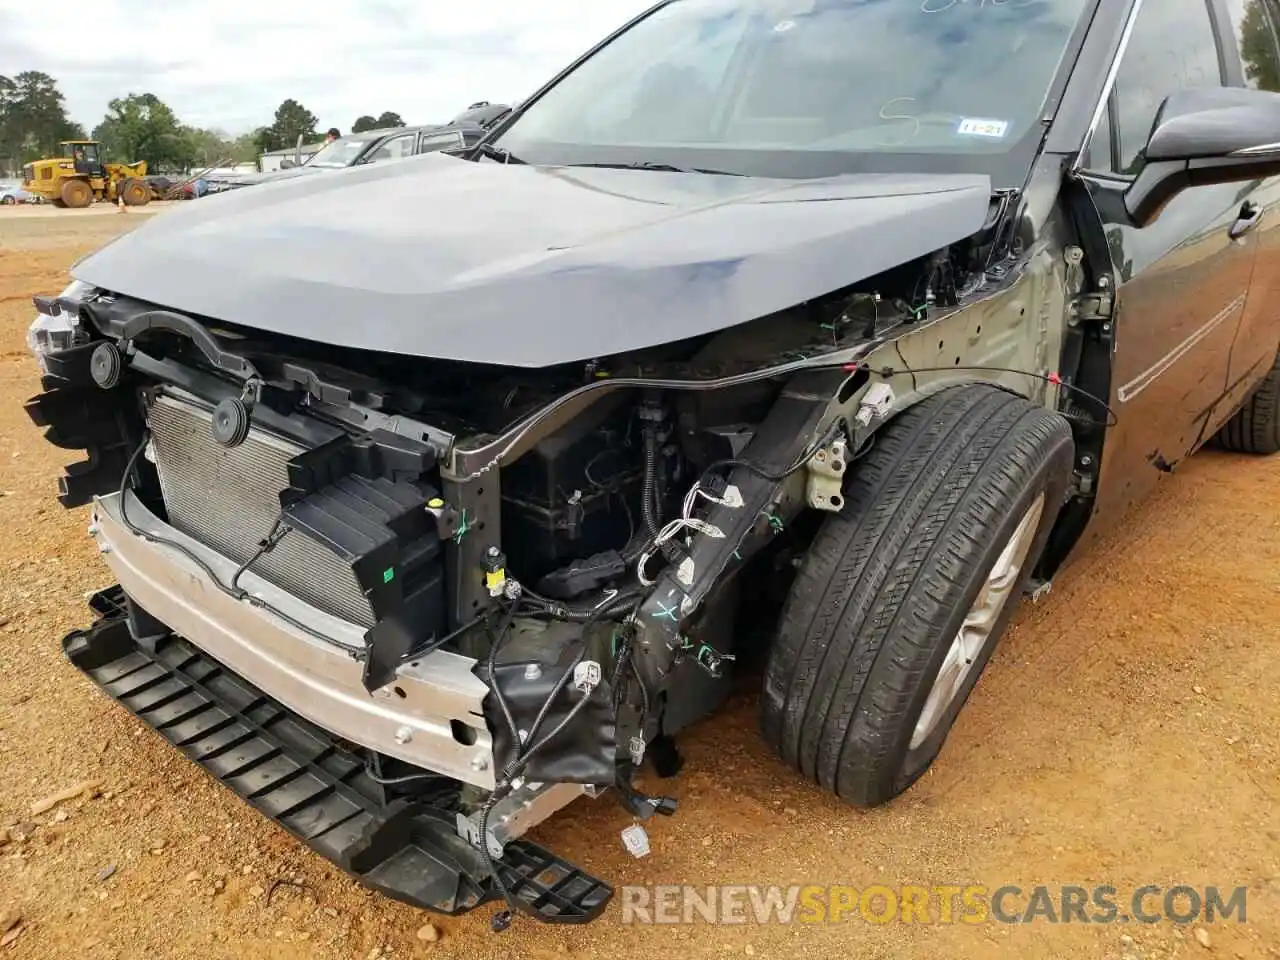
[73,153,993,367]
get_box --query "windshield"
[495,0,1091,182]
[306,136,380,168]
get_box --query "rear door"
[1218,0,1280,405]
[1077,0,1261,526]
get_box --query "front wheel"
[120,179,150,206]
[59,179,93,209]
[761,383,1074,807]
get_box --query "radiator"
[147,391,377,627]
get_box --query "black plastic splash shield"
[63,587,612,924]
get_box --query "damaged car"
[22,0,1280,930]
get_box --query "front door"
[1219,0,1280,406]
[1077,0,1261,528]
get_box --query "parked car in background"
[205,112,508,193]
[0,184,42,204]
[450,100,513,128]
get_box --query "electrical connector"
[694,644,735,679]
[701,473,729,499]
[854,382,895,428]
[621,823,651,858]
[483,546,507,598]
[648,795,679,816]
[573,660,602,694]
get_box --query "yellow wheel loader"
[21,141,151,209]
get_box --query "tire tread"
[761,384,1074,805]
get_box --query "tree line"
[1,71,405,176]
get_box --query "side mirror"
[1126,87,1280,227]
[279,158,296,169]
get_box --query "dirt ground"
[0,213,1277,960]
[0,201,179,224]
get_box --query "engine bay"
[23,217,1027,760]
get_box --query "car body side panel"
[1211,0,1280,401]
[1231,175,1280,394]
[1081,173,1255,525]
[1054,0,1279,536]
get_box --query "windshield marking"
[922,0,1044,13]
[957,118,1011,138]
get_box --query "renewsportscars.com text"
[619,884,1249,926]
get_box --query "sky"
[0,0,656,136]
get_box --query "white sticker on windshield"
[773,19,796,32]
[957,118,1010,139]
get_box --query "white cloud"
[1,0,657,134]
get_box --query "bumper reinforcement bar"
[63,587,613,924]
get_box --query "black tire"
[59,178,93,209]
[761,384,1074,807]
[1214,350,1280,454]
[121,179,150,206]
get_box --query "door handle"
[1230,201,1264,240]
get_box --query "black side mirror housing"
[1124,87,1280,226]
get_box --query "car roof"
[352,125,439,140]
[351,119,493,142]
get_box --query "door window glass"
[366,134,417,163]
[1082,96,1115,172]
[418,131,464,154]
[1112,0,1223,174]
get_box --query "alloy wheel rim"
[908,492,1046,750]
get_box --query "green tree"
[352,111,406,133]
[251,125,277,156]
[229,132,261,165]
[0,71,82,168]
[93,93,193,171]
[180,126,241,168]
[268,98,319,150]
[0,75,16,174]
[1240,0,1280,91]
